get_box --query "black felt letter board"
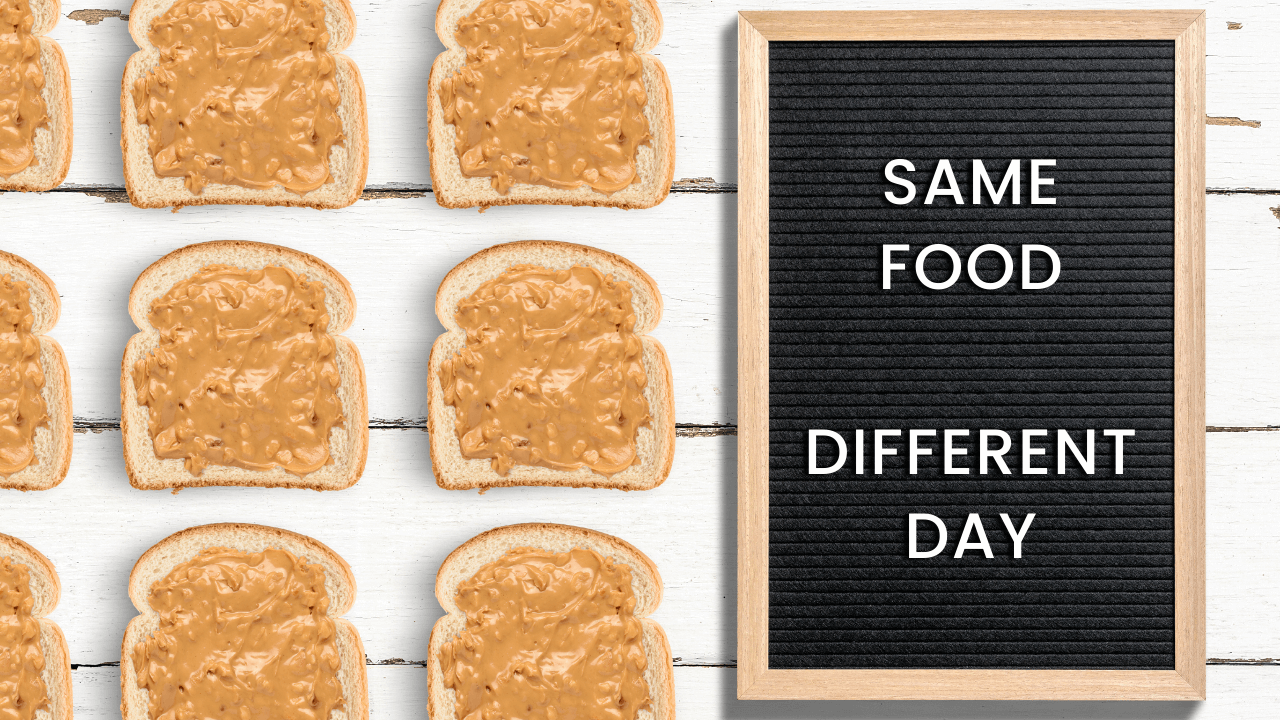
[768,40,1176,670]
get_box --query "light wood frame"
[737,10,1206,701]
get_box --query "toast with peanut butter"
[121,241,368,490]
[121,524,367,720]
[119,0,368,209]
[0,251,72,491]
[429,523,674,720]
[428,0,675,209]
[0,533,71,720]
[428,241,675,490]
[0,0,73,192]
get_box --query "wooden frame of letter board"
[737,10,1206,701]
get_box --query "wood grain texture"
[1173,13,1209,699]
[735,13,769,701]
[739,10,1204,41]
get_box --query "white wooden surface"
[0,0,1277,717]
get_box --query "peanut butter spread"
[438,265,651,477]
[132,0,345,195]
[0,275,47,478]
[131,265,344,477]
[0,0,49,178]
[439,0,652,195]
[0,557,48,720]
[439,547,651,720]
[133,547,345,720]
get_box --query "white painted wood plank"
[36,0,1280,189]
[5,429,1278,666]
[4,429,736,666]
[1205,195,1280,426]
[63,664,1280,720]
[0,190,1278,427]
[0,191,733,425]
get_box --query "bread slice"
[427,0,675,209]
[428,240,675,490]
[119,0,368,209]
[121,241,368,490]
[428,523,674,720]
[0,251,72,491]
[0,0,73,192]
[0,533,72,720]
[121,524,367,720]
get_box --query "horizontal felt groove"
[768,565,1173,579]
[770,58,1174,71]
[770,579,1174,593]
[770,632,1174,646]
[769,657,1172,666]
[772,145,1172,156]
[771,318,1174,331]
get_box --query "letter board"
[738,11,1205,701]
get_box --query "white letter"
[954,514,993,558]
[973,159,1020,204]
[808,430,847,474]
[1000,513,1036,559]
[1031,159,1056,204]
[925,159,965,205]
[909,430,936,474]
[884,159,916,205]
[1057,430,1095,474]
[874,429,901,474]
[966,244,1014,290]
[944,429,970,475]
[909,514,948,559]
[979,430,1012,475]
[883,244,910,289]
[1022,429,1048,475]
[1021,245,1061,290]
[915,244,962,290]
[855,429,864,474]
[1104,429,1136,474]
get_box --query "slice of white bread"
[0,0,73,192]
[119,0,368,209]
[0,250,72,491]
[0,533,72,720]
[428,240,675,490]
[121,524,367,720]
[120,241,368,490]
[428,523,674,720]
[427,0,675,209]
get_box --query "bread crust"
[0,250,72,491]
[121,524,366,720]
[119,0,368,209]
[427,241,675,491]
[0,533,73,720]
[427,0,675,209]
[121,241,368,490]
[1,0,73,192]
[427,523,675,720]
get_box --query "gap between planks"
[71,420,739,437]
[5,180,738,203]
[69,421,1273,436]
[11,184,1280,200]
